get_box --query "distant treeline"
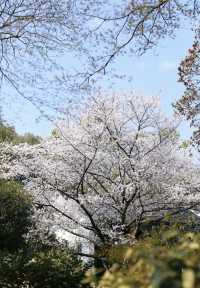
[0,121,41,145]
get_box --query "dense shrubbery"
[0,180,86,288]
[86,228,200,288]
[0,248,85,288]
[0,180,33,251]
[23,248,85,288]
[0,250,26,288]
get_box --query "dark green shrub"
[0,248,86,288]
[0,250,27,288]
[0,180,33,251]
[25,248,85,288]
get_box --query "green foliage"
[0,250,26,288]
[0,180,33,251]
[0,248,86,288]
[25,248,85,288]
[86,230,200,288]
[17,132,41,145]
[179,140,192,149]
[51,128,61,138]
[0,122,41,145]
[0,178,86,287]
[0,123,18,143]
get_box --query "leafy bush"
[0,248,86,288]
[0,250,27,288]
[0,180,33,251]
[25,248,85,288]
[0,179,86,287]
[86,229,200,288]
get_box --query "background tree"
[0,121,41,144]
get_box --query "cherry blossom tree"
[175,27,200,147]
[1,0,200,111]
[53,0,200,90]
[0,0,78,112]
[1,92,200,254]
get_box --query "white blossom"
[1,92,200,248]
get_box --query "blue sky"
[1,21,195,139]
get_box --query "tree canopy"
[2,92,200,255]
[175,27,200,148]
[0,0,199,111]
